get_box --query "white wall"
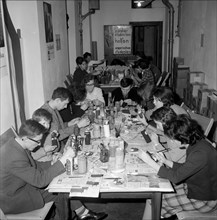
[6,0,69,118]
[67,0,180,72]
[179,0,217,90]
[7,0,44,118]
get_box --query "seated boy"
[31,108,60,161]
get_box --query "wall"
[179,0,217,90]
[80,0,180,72]
[6,0,69,118]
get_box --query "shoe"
[76,210,108,220]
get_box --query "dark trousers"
[41,190,82,220]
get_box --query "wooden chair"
[180,103,214,137]
[66,74,74,85]
[176,207,217,220]
[0,128,54,220]
[0,202,53,220]
[156,71,170,86]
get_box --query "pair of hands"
[52,147,76,166]
[68,117,90,128]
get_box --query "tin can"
[66,157,74,175]
[84,131,91,145]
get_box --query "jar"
[78,155,87,174]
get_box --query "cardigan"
[158,139,217,201]
[0,138,65,214]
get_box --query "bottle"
[108,92,113,108]
[103,119,110,138]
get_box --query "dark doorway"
[130,22,162,71]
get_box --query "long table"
[48,115,174,220]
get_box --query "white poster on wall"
[113,25,132,55]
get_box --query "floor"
[85,199,146,220]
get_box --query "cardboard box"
[197,89,215,114]
[190,82,208,98]
[174,57,184,65]
[188,71,205,84]
[176,65,190,79]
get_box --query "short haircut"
[32,108,52,123]
[51,87,72,102]
[120,77,133,88]
[153,86,174,107]
[68,84,87,103]
[76,56,85,65]
[151,107,177,130]
[165,114,203,145]
[137,58,150,69]
[81,74,95,85]
[18,119,47,138]
[83,52,91,60]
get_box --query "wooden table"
[48,114,174,220]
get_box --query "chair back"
[180,102,214,137]
[188,111,214,137]
[0,127,17,148]
[66,74,73,85]
[156,71,170,86]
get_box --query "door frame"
[130,21,163,71]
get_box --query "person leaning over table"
[112,77,142,104]
[82,74,105,107]
[31,108,60,162]
[137,81,155,111]
[59,83,88,122]
[0,119,107,220]
[145,86,188,120]
[141,114,217,220]
[132,58,155,86]
[41,87,90,149]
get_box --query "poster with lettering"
[113,26,132,55]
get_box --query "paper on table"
[69,176,102,198]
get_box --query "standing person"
[141,115,217,220]
[83,52,105,73]
[0,119,107,220]
[112,77,142,104]
[82,74,105,107]
[73,57,88,85]
[41,87,89,147]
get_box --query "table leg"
[152,192,162,220]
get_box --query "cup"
[78,155,87,174]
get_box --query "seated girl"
[141,114,217,220]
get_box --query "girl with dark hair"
[145,86,187,120]
[112,77,142,104]
[141,114,217,220]
[137,82,155,110]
